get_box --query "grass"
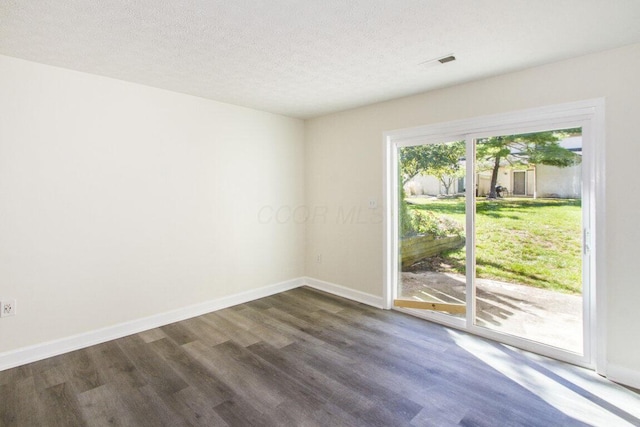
[407,197,582,294]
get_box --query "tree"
[476,130,581,199]
[400,141,465,194]
[400,145,430,185]
[423,141,466,194]
[398,142,466,239]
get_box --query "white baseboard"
[607,363,640,390]
[0,277,304,372]
[303,277,384,309]
[8,275,636,391]
[1,276,384,371]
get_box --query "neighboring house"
[476,162,581,198]
[405,136,582,199]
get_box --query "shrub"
[402,208,463,238]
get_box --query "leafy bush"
[402,208,463,238]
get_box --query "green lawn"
[407,197,582,294]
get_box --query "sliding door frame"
[383,99,606,373]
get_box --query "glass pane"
[474,128,583,353]
[398,141,467,318]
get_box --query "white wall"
[3,44,640,386]
[0,55,305,354]
[537,164,582,198]
[305,43,640,384]
[405,175,446,196]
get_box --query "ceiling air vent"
[438,55,456,64]
[420,54,457,68]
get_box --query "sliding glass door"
[386,102,601,368]
[473,131,585,354]
[395,140,467,319]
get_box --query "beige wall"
[0,55,305,353]
[2,43,639,385]
[305,44,640,381]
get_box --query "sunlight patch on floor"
[447,329,640,426]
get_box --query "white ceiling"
[2,1,640,119]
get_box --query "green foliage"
[411,210,464,237]
[476,131,580,169]
[401,205,464,238]
[476,130,582,198]
[400,141,465,191]
[408,198,582,293]
[400,145,429,185]
[527,142,581,166]
[399,185,414,237]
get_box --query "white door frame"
[383,99,606,373]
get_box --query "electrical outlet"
[1,299,16,317]
[316,254,322,264]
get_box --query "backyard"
[406,197,582,294]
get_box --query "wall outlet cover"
[1,299,16,317]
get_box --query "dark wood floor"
[1,287,639,426]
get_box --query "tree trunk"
[488,154,501,198]
[440,177,452,195]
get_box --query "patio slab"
[400,271,582,353]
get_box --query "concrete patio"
[400,271,582,353]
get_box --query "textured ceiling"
[2,1,640,118]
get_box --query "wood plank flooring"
[1,286,639,426]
